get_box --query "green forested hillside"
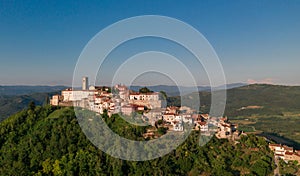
[0,105,275,175]
[0,85,66,122]
[224,84,300,116]
[1,84,299,175]
[0,92,54,122]
[168,84,300,147]
[168,84,300,117]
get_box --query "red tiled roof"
[222,123,231,127]
[130,92,159,95]
[250,148,259,151]
[283,146,293,151]
[192,114,200,118]
[95,95,106,98]
[200,114,209,118]
[122,105,134,108]
[164,113,175,115]
[285,151,294,155]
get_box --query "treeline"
[0,105,275,175]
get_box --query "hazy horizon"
[1,82,300,87]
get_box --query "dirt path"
[274,156,280,176]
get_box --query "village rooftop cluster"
[50,77,300,165]
[269,143,300,164]
[50,77,238,138]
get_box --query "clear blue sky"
[1,0,299,86]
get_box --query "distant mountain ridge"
[0,92,60,122]
[2,83,299,122]
[168,84,300,117]
[0,83,246,97]
[0,85,67,96]
[130,83,247,96]
[0,85,67,121]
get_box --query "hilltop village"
[50,77,300,165]
[50,77,239,138]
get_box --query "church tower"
[82,77,88,90]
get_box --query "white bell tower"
[82,77,88,90]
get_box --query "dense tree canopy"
[0,105,276,175]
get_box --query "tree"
[44,96,50,105]
[139,87,153,93]
[160,91,167,99]
[157,119,163,125]
[112,88,119,95]
[42,158,53,174]
[52,160,62,175]
[28,101,36,111]
[157,127,167,135]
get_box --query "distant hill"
[0,85,66,121]
[167,84,300,117]
[224,84,300,116]
[130,83,246,96]
[0,85,67,96]
[2,84,298,122]
[0,92,59,122]
[164,84,300,149]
